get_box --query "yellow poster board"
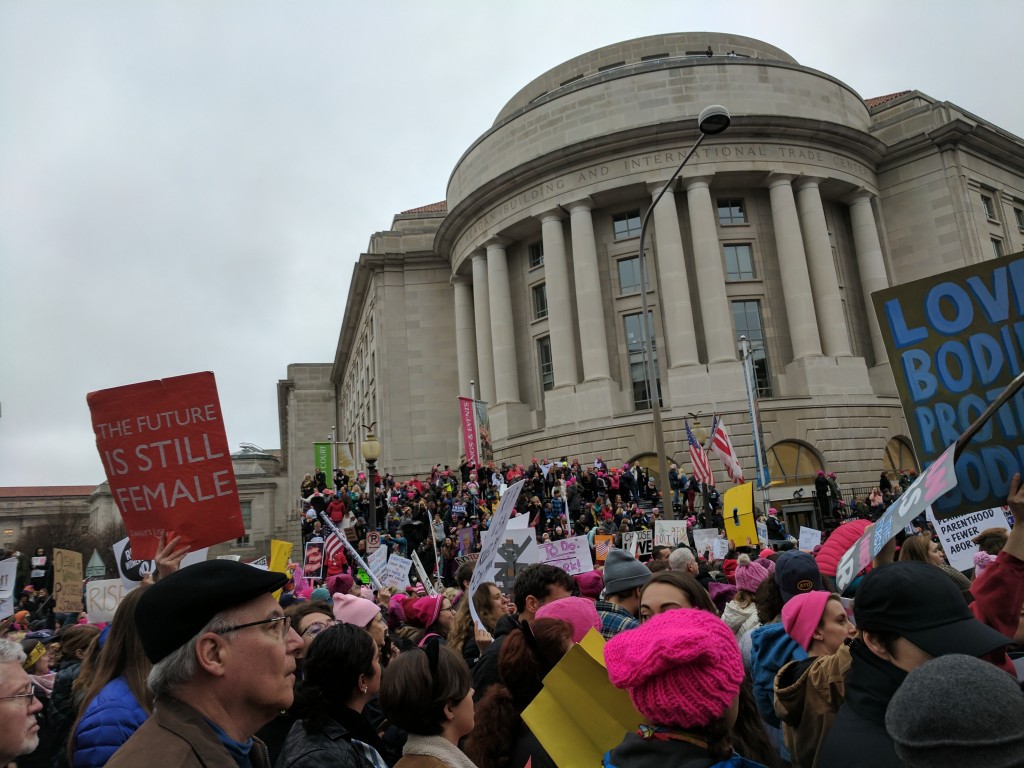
[722,482,757,548]
[53,548,83,613]
[269,539,294,600]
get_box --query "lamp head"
[697,105,731,135]
[361,430,381,462]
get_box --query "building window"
[766,440,824,486]
[537,336,554,392]
[532,283,548,319]
[723,244,756,281]
[529,241,544,268]
[234,500,252,547]
[613,210,642,240]
[992,238,1005,259]
[981,194,997,221]
[717,198,747,225]
[1015,207,1024,230]
[624,312,661,410]
[617,256,649,295]
[732,300,773,397]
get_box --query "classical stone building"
[285,31,1024,508]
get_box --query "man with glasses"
[106,559,302,767]
[0,638,44,766]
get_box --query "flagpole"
[739,336,771,516]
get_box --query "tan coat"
[774,644,851,768]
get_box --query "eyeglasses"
[442,604,456,614]
[215,615,293,641]
[300,619,338,638]
[0,683,38,707]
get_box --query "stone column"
[485,238,521,405]
[648,182,699,367]
[849,192,891,366]
[567,199,612,381]
[539,210,579,387]
[470,252,496,405]
[452,275,478,398]
[685,177,736,363]
[794,177,853,357]
[768,174,823,360]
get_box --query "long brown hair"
[448,582,501,654]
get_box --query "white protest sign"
[507,513,530,530]
[248,555,269,571]
[113,537,208,593]
[539,536,594,576]
[927,506,1012,572]
[654,520,688,547]
[692,528,720,559]
[798,526,822,552]
[0,557,17,620]
[382,554,413,591]
[411,552,437,595]
[85,578,128,623]
[756,521,769,547]
[217,555,241,561]
[468,479,527,630]
[481,527,540,592]
[367,545,388,582]
[712,538,730,560]
[622,529,653,558]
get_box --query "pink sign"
[459,396,478,466]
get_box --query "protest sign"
[594,535,614,563]
[798,526,822,552]
[873,253,1024,517]
[540,536,594,575]
[454,553,479,568]
[622,529,653,559]
[217,555,241,561]
[654,520,688,547]
[482,527,539,592]
[383,554,413,591]
[712,538,730,560]
[411,552,437,595]
[303,542,325,580]
[53,548,83,613]
[722,482,757,546]
[927,506,1012,572]
[458,526,474,555]
[248,555,268,570]
[367,545,388,581]
[0,558,17,620]
[756,521,769,547]
[269,539,293,599]
[112,536,208,593]
[87,372,244,559]
[507,513,530,530]
[85,578,127,623]
[468,479,526,630]
[692,528,720,559]
[30,555,47,580]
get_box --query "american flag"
[709,415,744,484]
[686,420,715,486]
[324,531,344,561]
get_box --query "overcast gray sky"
[1,1,1021,487]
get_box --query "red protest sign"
[87,371,244,560]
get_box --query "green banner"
[313,442,333,479]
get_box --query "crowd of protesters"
[2,454,1022,768]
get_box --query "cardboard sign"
[799,526,822,552]
[367,545,388,582]
[382,554,413,591]
[712,538,730,560]
[540,536,594,575]
[873,253,1024,517]
[621,529,653,559]
[0,557,17,620]
[87,372,244,559]
[927,506,1012,572]
[411,552,437,595]
[454,553,479,568]
[692,528,720,559]
[85,578,128,623]
[654,520,688,547]
[594,535,614,563]
[53,548,83,613]
[303,542,325,580]
[468,479,526,630]
[722,482,757,546]
[113,536,208,593]
[343,527,358,542]
[756,521,769,547]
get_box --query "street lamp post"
[636,105,731,518]
[361,424,382,532]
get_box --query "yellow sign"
[52,548,83,613]
[269,539,294,600]
[522,629,642,767]
[722,482,757,547]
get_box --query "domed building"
[280,32,1024,512]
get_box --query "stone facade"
[282,31,1024,509]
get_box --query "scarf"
[402,734,479,768]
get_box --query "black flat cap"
[136,559,287,663]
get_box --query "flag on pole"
[686,420,715,486]
[709,415,744,484]
[324,532,344,562]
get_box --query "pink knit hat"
[734,553,772,594]
[973,550,997,575]
[573,570,604,601]
[604,609,743,729]
[781,591,832,652]
[535,597,601,643]
[332,593,381,628]
[403,595,444,629]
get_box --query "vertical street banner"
[458,396,479,466]
[475,399,493,463]
[335,442,357,477]
[53,548,83,613]
[872,252,1024,518]
[313,442,333,479]
[87,371,244,559]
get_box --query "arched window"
[766,440,824,486]
[628,452,677,487]
[883,436,919,481]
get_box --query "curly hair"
[448,582,501,655]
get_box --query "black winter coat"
[471,613,519,702]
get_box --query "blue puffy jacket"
[72,676,148,768]
[749,622,806,728]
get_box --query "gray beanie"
[885,654,1024,768]
[602,549,651,595]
